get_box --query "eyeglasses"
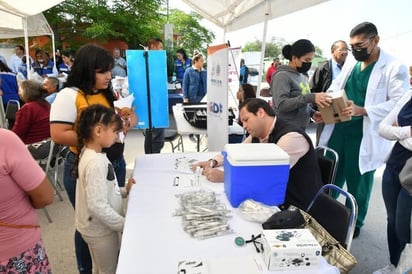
[337,48,350,53]
[350,36,375,52]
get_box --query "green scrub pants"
[328,119,375,229]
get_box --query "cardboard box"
[318,89,351,124]
[261,228,322,271]
[223,143,290,207]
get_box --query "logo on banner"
[208,101,224,119]
[210,62,223,86]
[211,63,221,77]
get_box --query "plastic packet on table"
[238,199,280,223]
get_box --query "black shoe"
[353,227,360,239]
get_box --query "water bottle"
[172,72,176,82]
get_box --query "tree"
[165,9,215,57]
[44,0,164,49]
[242,37,287,58]
[314,45,324,58]
[242,36,324,59]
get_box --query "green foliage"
[165,9,215,57]
[163,43,176,77]
[44,2,215,76]
[242,36,324,59]
[44,0,164,49]
[314,45,324,58]
[242,37,286,58]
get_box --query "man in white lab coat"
[319,22,409,238]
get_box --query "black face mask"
[296,61,312,74]
[352,47,371,62]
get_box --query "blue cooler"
[223,143,290,207]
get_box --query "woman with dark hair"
[59,49,75,75]
[50,43,137,274]
[174,48,191,82]
[375,90,412,273]
[236,83,256,128]
[237,83,256,105]
[271,39,331,130]
[31,49,58,77]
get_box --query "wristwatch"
[209,158,218,168]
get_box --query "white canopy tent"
[0,0,64,78]
[182,0,330,93]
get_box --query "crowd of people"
[0,20,411,274]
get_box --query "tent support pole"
[258,0,269,96]
[23,17,30,80]
[51,31,57,73]
[228,46,239,106]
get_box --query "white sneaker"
[372,264,396,274]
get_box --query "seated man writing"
[194,98,323,210]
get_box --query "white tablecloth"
[116,153,339,274]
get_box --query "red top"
[266,64,277,85]
[12,101,51,144]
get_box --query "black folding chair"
[36,140,66,223]
[316,145,339,185]
[306,184,358,251]
[5,99,20,129]
[164,128,184,152]
[0,96,7,128]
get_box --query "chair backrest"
[5,99,20,119]
[0,96,6,128]
[28,138,52,160]
[316,146,339,185]
[306,184,358,251]
[44,140,66,174]
[5,99,20,129]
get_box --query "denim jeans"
[64,151,127,273]
[144,128,165,154]
[112,156,126,187]
[382,167,412,266]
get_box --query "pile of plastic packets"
[174,190,233,239]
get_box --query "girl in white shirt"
[75,104,135,274]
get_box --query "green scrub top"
[337,61,376,129]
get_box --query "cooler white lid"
[224,143,290,166]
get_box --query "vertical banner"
[207,44,229,152]
[126,50,169,129]
[228,47,241,110]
